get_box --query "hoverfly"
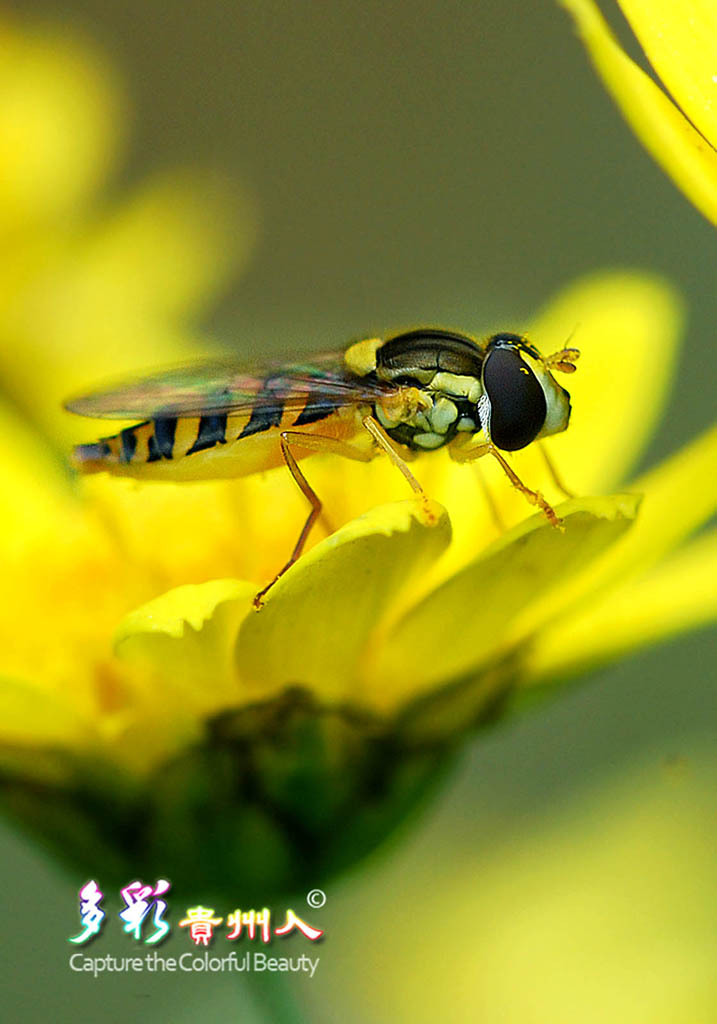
[66,328,579,603]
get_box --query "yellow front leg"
[449,435,562,529]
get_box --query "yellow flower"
[4,258,717,898]
[1,18,716,902]
[559,0,717,224]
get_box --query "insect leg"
[360,416,424,491]
[450,439,562,529]
[253,431,375,607]
[538,440,575,498]
[361,415,438,523]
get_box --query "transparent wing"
[64,353,392,420]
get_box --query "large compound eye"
[482,343,547,450]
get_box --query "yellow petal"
[522,423,717,689]
[0,22,123,232]
[109,579,256,772]
[76,170,256,322]
[367,495,638,710]
[234,499,451,704]
[592,422,717,579]
[0,677,92,751]
[618,0,717,148]
[3,173,256,442]
[115,578,255,713]
[329,762,717,1024]
[0,398,76,555]
[531,528,717,681]
[0,672,103,782]
[0,407,140,716]
[560,0,717,225]
[522,270,683,495]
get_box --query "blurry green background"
[3,1,715,1021]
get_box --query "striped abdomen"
[73,405,365,481]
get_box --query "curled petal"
[235,499,451,702]
[367,495,638,710]
[115,578,255,713]
[560,0,717,225]
[112,580,255,770]
[617,0,717,148]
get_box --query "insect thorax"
[374,384,482,450]
[366,329,485,451]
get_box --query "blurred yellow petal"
[0,677,93,751]
[328,760,717,1024]
[531,528,717,680]
[1,172,256,442]
[367,495,638,709]
[618,0,717,147]
[79,170,256,322]
[0,22,123,233]
[0,398,76,556]
[235,499,451,703]
[0,677,98,786]
[0,524,137,722]
[521,270,682,495]
[0,410,149,720]
[560,0,717,225]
